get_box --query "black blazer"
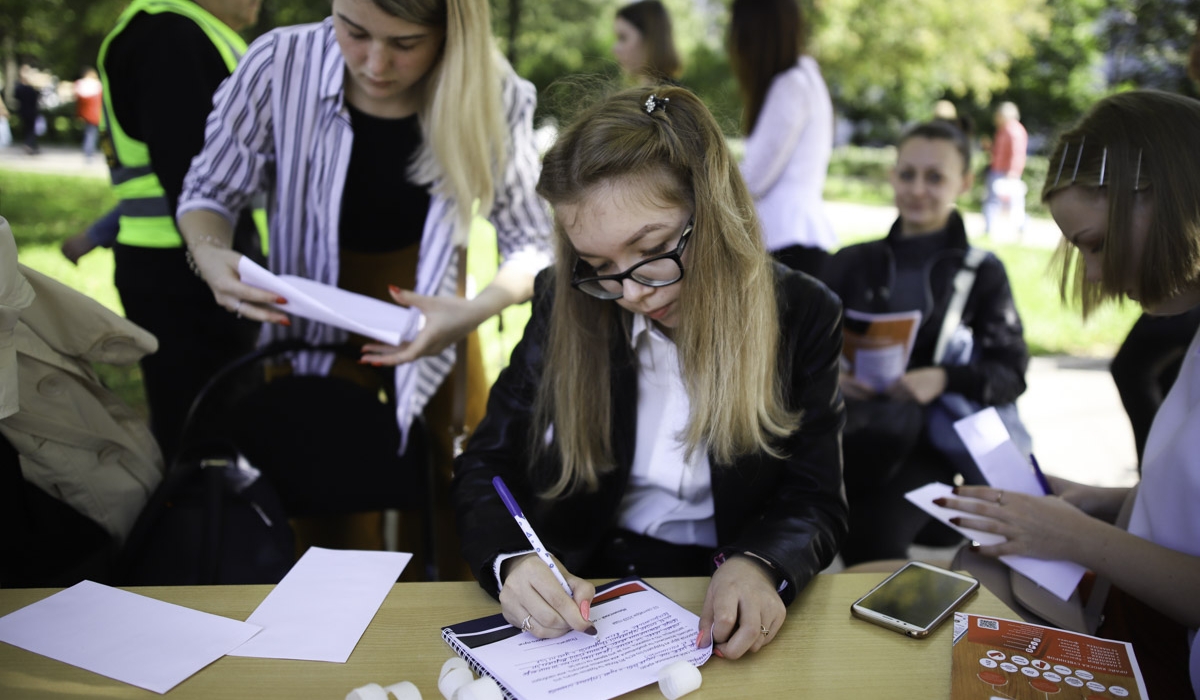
[453,265,847,606]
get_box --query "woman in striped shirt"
[177,0,552,472]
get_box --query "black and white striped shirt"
[179,19,553,448]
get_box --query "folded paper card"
[0,580,261,694]
[238,257,423,346]
[230,547,411,662]
[841,309,922,392]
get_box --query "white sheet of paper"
[0,580,261,694]
[952,407,1045,495]
[854,345,907,393]
[905,482,1087,600]
[237,257,423,346]
[229,547,411,662]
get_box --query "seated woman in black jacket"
[820,120,1029,566]
[452,86,847,660]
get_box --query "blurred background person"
[729,0,835,278]
[613,0,681,86]
[15,65,42,155]
[73,67,102,162]
[982,101,1028,236]
[96,0,266,465]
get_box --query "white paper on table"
[229,547,411,662]
[0,580,261,694]
[905,482,1087,601]
[951,407,1045,495]
[237,256,423,346]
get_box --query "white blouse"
[615,313,716,547]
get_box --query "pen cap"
[453,677,503,700]
[657,660,702,699]
[346,683,389,700]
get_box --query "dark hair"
[1041,90,1200,315]
[897,119,973,175]
[616,0,682,81]
[729,0,805,134]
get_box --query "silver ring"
[996,491,1005,506]
[760,625,770,636]
[520,614,532,632]
[234,300,243,318]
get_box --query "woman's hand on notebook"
[698,556,786,659]
[499,554,597,638]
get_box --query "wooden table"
[0,573,1015,698]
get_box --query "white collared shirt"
[616,313,717,547]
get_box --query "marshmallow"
[438,666,474,700]
[346,683,389,700]
[384,680,422,700]
[657,660,702,700]
[440,657,470,681]
[453,677,503,700]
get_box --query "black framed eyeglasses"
[570,219,693,300]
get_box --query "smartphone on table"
[850,561,979,638]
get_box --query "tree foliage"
[813,0,1051,125]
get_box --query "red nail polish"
[952,486,961,495]
[969,543,980,552]
[388,285,401,295]
[933,497,948,507]
[713,647,725,659]
[949,517,963,526]
[694,630,704,648]
[580,600,591,621]
[279,318,291,327]
[276,296,288,304]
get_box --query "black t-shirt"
[339,104,430,253]
[889,230,949,314]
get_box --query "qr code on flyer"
[976,618,1000,630]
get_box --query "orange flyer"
[951,613,1147,699]
[841,309,922,392]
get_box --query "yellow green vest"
[98,0,265,248]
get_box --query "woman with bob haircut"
[176,0,552,473]
[940,90,1200,697]
[729,0,836,277]
[453,86,847,660]
[613,0,682,85]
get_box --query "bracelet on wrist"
[184,235,228,278]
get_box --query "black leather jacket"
[820,211,1028,405]
[453,265,847,605]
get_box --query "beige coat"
[1,218,163,543]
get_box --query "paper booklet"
[237,257,424,347]
[841,309,922,392]
[442,577,712,700]
[951,612,1147,699]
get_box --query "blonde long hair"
[376,0,508,240]
[533,86,800,498]
[1041,90,1200,316]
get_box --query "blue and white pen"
[493,476,574,597]
[1029,454,1053,496]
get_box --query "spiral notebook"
[441,577,712,700]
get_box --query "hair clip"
[1098,147,1107,186]
[1052,143,1069,188]
[1071,136,1085,183]
[644,94,669,115]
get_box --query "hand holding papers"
[841,309,922,391]
[905,408,1087,601]
[237,257,423,346]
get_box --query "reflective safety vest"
[97,0,266,249]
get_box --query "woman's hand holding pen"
[499,554,596,639]
[359,286,480,366]
[698,556,786,660]
[935,486,1103,562]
